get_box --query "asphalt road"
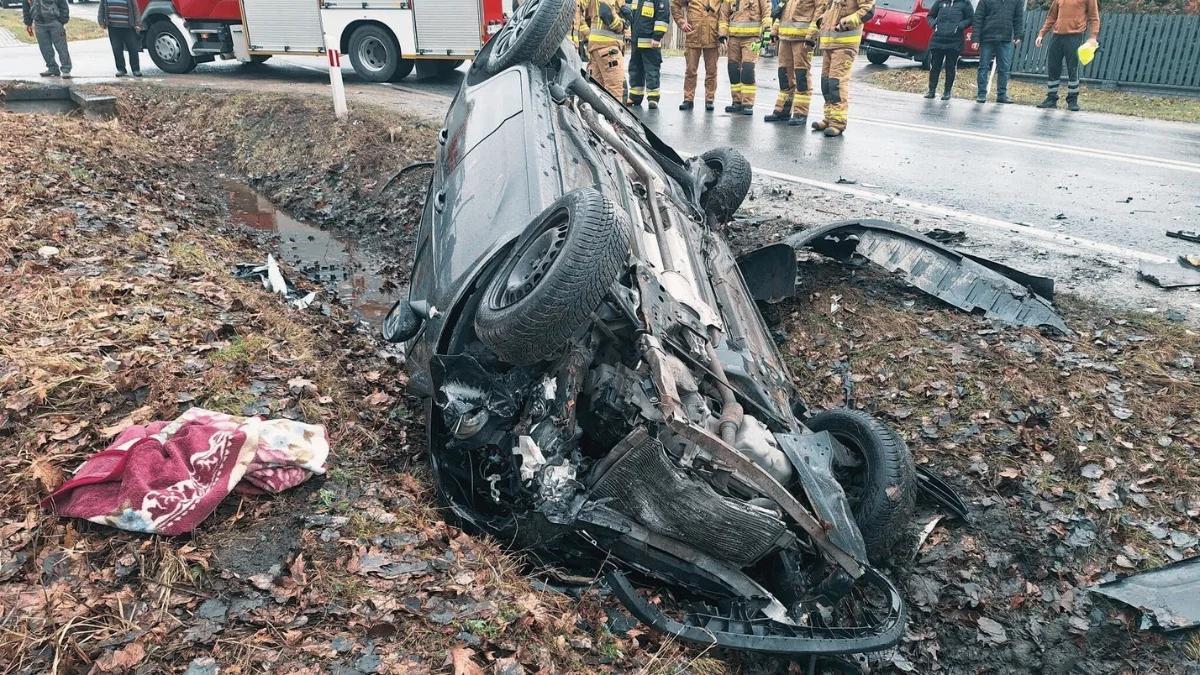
[3,43,1198,266]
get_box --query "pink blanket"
[42,408,329,535]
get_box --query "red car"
[861,0,979,66]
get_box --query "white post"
[327,37,348,119]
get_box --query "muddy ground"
[2,85,1199,674]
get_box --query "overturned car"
[383,0,918,657]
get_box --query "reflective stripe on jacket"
[718,0,770,38]
[631,0,671,45]
[817,0,872,47]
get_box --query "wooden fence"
[1012,10,1200,91]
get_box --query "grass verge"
[864,64,1200,124]
[0,9,108,43]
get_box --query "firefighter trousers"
[774,40,813,118]
[628,47,663,104]
[819,45,857,131]
[587,42,626,101]
[726,37,759,106]
[683,47,719,102]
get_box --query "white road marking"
[855,116,1200,174]
[747,164,1172,264]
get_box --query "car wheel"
[484,0,574,75]
[806,409,916,563]
[348,24,405,82]
[866,49,889,65]
[918,50,932,70]
[475,188,631,366]
[699,147,752,224]
[147,21,196,74]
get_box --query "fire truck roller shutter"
[348,23,415,82]
[241,0,326,53]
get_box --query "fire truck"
[134,0,508,81]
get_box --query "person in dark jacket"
[627,0,670,107]
[98,0,142,77]
[923,0,972,100]
[21,0,72,78]
[972,0,1023,102]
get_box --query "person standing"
[21,0,72,79]
[585,0,633,101]
[1035,0,1098,111]
[718,0,771,115]
[672,0,721,111]
[764,0,817,125]
[628,0,671,107]
[810,0,873,136]
[972,0,1023,103]
[98,0,143,77]
[924,0,973,100]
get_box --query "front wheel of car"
[484,0,575,75]
[866,49,889,65]
[699,147,752,224]
[475,188,631,366]
[806,409,916,563]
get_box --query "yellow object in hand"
[1078,41,1097,66]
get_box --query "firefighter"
[811,0,873,136]
[718,0,771,116]
[585,0,632,100]
[627,0,671,108]
[764,0,817,125]
[571,0,591,60]
[671,0,720,111]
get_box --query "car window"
[875,0,919,12]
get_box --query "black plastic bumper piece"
[607,568,906,656]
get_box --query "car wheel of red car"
[475,188,631,366]
[866,49,889,65]
[807,408,916,563]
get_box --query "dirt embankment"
[2,87,1199,675]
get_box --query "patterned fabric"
[42,408,328,535]
[98,0,139,28]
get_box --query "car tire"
[147,21,196,74]
[348,24,406,82]
[918,50,932,70]
[866,49,889,65]
[806,409,916,563]
[475,188,630,366]
[484,0,574,75]
[699,147,752,224]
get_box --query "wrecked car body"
[383,0,915,656]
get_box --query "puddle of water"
[223,180,394,321]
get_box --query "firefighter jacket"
[775,0,818,42]
[572,0,590,44]
[585,0,631,46]
[671,0,720,48]
[630,0,671,47]
[719,0,771,40]
[817,0,873,48]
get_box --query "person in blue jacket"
[924,0,973,100]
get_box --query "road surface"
[3,42,1198,274]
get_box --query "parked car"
[861,0,979,67]
[382,0,916,658]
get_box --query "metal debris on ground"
[915,465,970,521]
[836,177,858,184]
[1165,230,1200,244]
[784,219,1069,333]
[1091,556,1200,631]
[1137,259,1200,289]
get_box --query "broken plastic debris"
[234,255,318,308]
[1091,556,1200,631]
[1165,230,1200,244]
[513,435,547,482]
[1137,260,1200,289]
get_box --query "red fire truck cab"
[135,0,507,81]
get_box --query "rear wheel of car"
[348,24,410,82]
[918,50,932,70]
[475,188,630,366]
[147,21,196,74]
[699,147,752,224]
[866,49,889,65]
[484,0,575,75]
[806,409,916,563]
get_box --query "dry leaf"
[447,645,484,675]
[29,460,64,493]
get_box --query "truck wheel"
[348,24,405,83]
[249,55,272,65]
[475,188,630,366]
[147,21,196,74]
[866,49,889,65]
[699,147,752,224]
[484,0,574,75]
[806,409,916,563]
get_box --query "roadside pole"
[327,38,348,119]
